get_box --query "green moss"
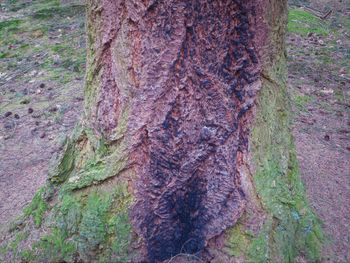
[287,151,323,261]
[0,0,86,84]
[32,0,85,19]
[0,244,6,255]
[15,182,132,262]
[55,194,83,235]
[77,192,111,255]
[111,105,130,141]
[96,138,111,157]
[75,184,133,261]
[4,0,30,11]
[334,89,345,102]
[62,160,106,192]
[48,138,76,184]
[226,45,322,261]
[293,94,312,112]
[23,188,48,227]
[226,224,251,257]
[29,0,60,20]
[34,228,76,262]
[60,138,128,193]
[0,231,29,260]
[288,9,329,36]
[11,231,29,251]
[20,249,35,262]
[51,43,69,53]
[248,222,272,262]
[0,19,22,33]
[0,52,10,59]
[245,60,323,262]
[109,184,133,260]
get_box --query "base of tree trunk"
[0,1,323,262]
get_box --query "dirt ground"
[0,0,349,262]
[288,0,350,262]
[0,0,85,229]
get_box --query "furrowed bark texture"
[87,1,264,261]
[0,0,323,262]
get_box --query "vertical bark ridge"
[122,1,264,261]
[86,0,265,261]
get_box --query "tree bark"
[0,1,323,262]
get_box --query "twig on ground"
[302,6,333,20]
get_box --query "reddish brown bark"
[87,0,267,262]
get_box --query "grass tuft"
[288,9,329,36]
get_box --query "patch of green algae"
[226,59,323,262]
[0,123,134,262]
[15,182,133,262]
[23,188,48,228]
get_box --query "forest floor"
[0,0,85,228]
[288,0,350,262]
[0,0,349,262]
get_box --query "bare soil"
[0,0,85,230]
[288,0,350,261]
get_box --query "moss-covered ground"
[0,0,85,228]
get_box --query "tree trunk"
[1,0,323,262]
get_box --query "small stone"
[324,134,330,141]
[39,132,46,138]
[28,108,34,114]
[39,83,45,89]
[35,121,40,126]
[14,114,20,119]
[320,88,334,95]
[4,111,12,117]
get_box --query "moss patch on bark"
[226,60,323,262]
[0,124,135,262]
